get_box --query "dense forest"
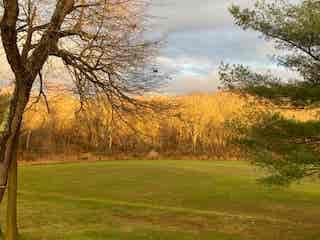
[0,90,317,162]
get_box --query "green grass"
[1,160,320,239]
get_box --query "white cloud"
[150,0,298,93]
[157,56,214,75]
[165,70,220,94]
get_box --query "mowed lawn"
[1,160,320,240]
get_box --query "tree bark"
[0,83,31,204]
[0,225,3,239]
[5,145,18,240]
[25,130,31,151]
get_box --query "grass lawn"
[1,160,320,239]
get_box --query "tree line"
[0,91,317,162]
[18,92,245,160]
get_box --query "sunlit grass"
[1,160,320,239]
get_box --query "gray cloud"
[150,0,254,34]
[149,0,293,94]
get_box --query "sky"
[0,0,299,94]
[149,0,297,94]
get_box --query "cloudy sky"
[0,0,298,94]
[149,0,296,94]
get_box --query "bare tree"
[0,0,165,238]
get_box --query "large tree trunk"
[0,82,32,239]
[5,147,18,240]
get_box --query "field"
[1,160,320,240]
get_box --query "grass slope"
[1,160,320,240]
